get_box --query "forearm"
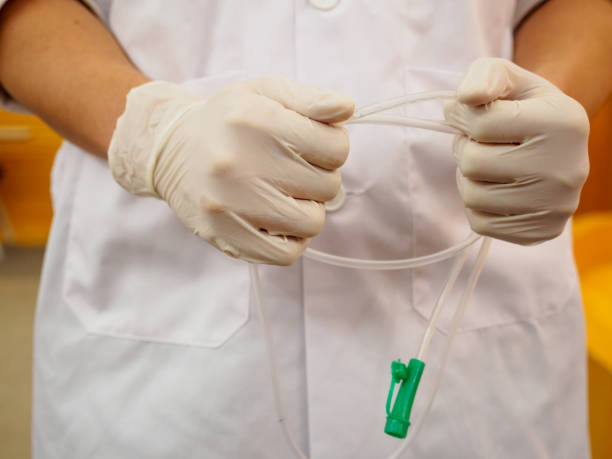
[513,0,612,117]
[0,0,149,157]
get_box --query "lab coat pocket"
[63,153,250,348]
[62,73,252,348]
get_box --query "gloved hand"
[444,58,589,245]
[108,76,354,264]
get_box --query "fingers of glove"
[465,208,568,245]
[189,208,309,265]
[449,59,589,143]
[218,231,309,266]
[453,133,590,193]
[245,234,310,266]
[242,198,326,239]
[453,135,538,182]
[444,96,556,143]
[254,234,310,266]
[228,95,350,170]
[274,116,350,170]
[272,165,342,202]
[247,75,355,124]
[455,57,548,106]
[203,145,341,204]
[457,171,536,215]
[214,221,309,266]
[200,177,328,237]
[457,170,580,217]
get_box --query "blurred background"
[0,98,611,459]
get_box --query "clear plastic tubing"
[351,90,456,119]
[387,236,491,459]
[303,232,479,270]
[250,264,308,459]
[248,91,492,459]
[249,237,491,459]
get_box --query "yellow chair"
[573,212,612,459]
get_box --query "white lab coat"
[4,0,589,458]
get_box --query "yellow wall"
[0,110,61,246]
[576,96,612,215]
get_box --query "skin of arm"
[514,0,612,117]
[0,0,149,157]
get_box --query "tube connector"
[384,358,425,439]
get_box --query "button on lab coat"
[22,1,589,458]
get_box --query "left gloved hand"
[444,57,589,245]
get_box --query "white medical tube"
[249,264,309,459]
[416,243,473,361]
[249,236,489,459]
[352,90,456,119]
[303,233,480,270]
[388,237,492,459]
[347,115,461,135]
[249,91,491,459]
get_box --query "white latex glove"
[108,77,354,264]
[444,58,590,245]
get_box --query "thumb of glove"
[455,57,552,106]
[247,75,354,123]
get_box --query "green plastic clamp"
[384,358,425,439]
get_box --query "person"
[0,0,610,457]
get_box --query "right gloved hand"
[108,77,354,265]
